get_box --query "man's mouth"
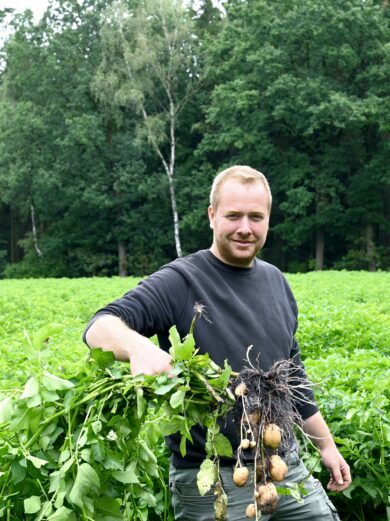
[233,240,255,246]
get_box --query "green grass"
[1,271,389,387]
[0,277,140,389]
[0,271,389,520]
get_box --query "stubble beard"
[217,235,263,267]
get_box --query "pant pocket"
[170,467,215,521]
[325,496,341,521]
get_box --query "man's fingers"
[129,345,173,376]
[327,461,352,492]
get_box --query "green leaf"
[214,433,233,458]
[11,459,26,484]
[154,380,178,395]
[168,326,181,356]
[112,468,140,484]
[382,424,390,443]
[49,471,61,494]
[140,489,157,507]
[342,481,358,499]
[20,377,40,399]
[159,415,185,436]
[197,458,217,496]
[0,396,14,423]
[91,420,102,435]
[40,501,53,518]
[41,371,74,391]
[136,387,146,418]
[94,497,122,517]
[26,454,48,469]
[363,483,379,499]
[180,432,188,457]
[278,483,304,503]
[138,439,157,465]
[20,377,41,407]
[23,328,37,359]
[210,360,232,390]
[68,463,100,508]
[170,389,186,409]
[89,347,116,369]
[32,323,64,350]
[24,496,41,514]
[102,450,124,470]
[47,506,73,520]
[9,405,41,432]
[41,389,60,402]
[174,334,196,362]
[54,490,66,509]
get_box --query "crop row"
[0,272,389,520]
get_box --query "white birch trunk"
[31,204,42,257]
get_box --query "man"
[84,165,351,520]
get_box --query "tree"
[0,0,123,276]
[198,0,390,270]
[94,0,199,258]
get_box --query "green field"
[1,272,389,520]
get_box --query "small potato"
[249,440,257,449]
[256,482,278,514]
[248,410,261,425]
[240,438,251,450]
[245,503,257,518]
[233,466,249,487]
[263,424,282,449]
[235,382,248,397]
[255,460,264,480]
[269,455,288,482]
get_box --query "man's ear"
[208,205,214,229]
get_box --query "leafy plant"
[1,272,389,520]
[0,322,234,520]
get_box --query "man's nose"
[237,217,251,235]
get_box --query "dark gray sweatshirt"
[84,250,318,467]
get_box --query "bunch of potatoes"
[232,382,289,518]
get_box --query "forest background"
[0,0,390,278]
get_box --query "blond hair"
[210,165,272,211]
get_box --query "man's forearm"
[85,314,173,376]
[85,314,149,361]
[303,411,352,491]
[302,410,336,450]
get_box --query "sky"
[0,0,49,21]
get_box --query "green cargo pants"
[169,451,340,520]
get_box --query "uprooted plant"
[231,353,316,519]
[0,315,316,521]
[197,348,317,520]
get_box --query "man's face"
[208,178,270,268]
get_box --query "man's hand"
[86,314,173,376]
[320,445,352,492]
[129,342,173,376]
[303,411,352,493]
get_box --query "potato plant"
[0,272,389,520]
[0,322,316,521]
[0,322,235,520]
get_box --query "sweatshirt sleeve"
[82,266,190,344]
[289,337,319,420]
[282,276,319,420]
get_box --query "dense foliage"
[0,272,389,520]
[1,0,389,277]
[0,323,235,520]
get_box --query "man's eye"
[251,216,263,222]
[226,215,238,220]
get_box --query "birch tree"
[94,0,198,257]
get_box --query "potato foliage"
[0,323,234,520]
[0,272,389,520]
